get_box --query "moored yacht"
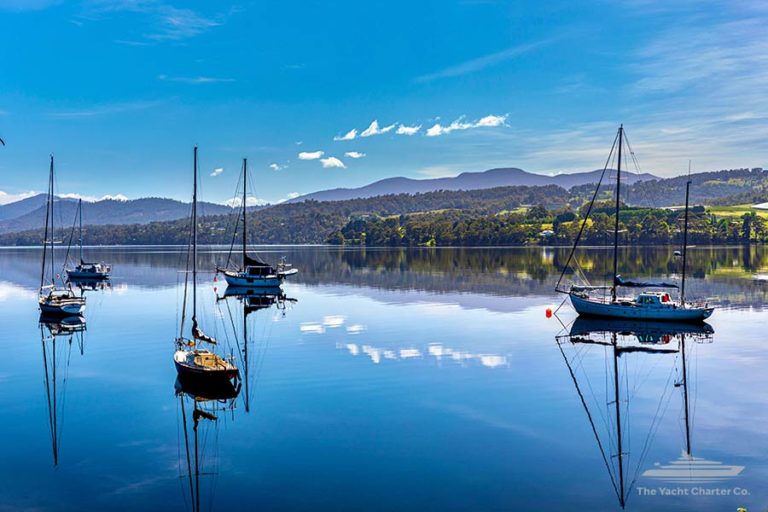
[216,158,297,288]
[174,147,240,385]
[556,126,713,322]
[65,199,111,280]
[39,155,85,317]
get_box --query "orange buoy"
[546,307,553,318]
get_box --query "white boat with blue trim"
[556,125,713,323]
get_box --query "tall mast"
[611,125,623,302]
[192,146,198,323]
[612,334,626,509]
[242,158,247,269]
[681,176,691,305]
[681,333,691,456]
[41,156,54,290]
[78,199,83,263]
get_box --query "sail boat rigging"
[39,155,86,317]
[65,199,111,280]
[174,147,240,383]
[216,158,297,288]
[556,125,713,322]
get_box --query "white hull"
[570,293,713,322]
[223,273,282,287]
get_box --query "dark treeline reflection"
[2,245,768,308]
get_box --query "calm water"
[1,246,767,511]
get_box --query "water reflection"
[215,286,296,413]
[175,376,239,512]
[556,319,715,508]
[4,245,768,311]
[38,314,86,466]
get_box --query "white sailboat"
[174,147,240,384]
[216,158,297,288]
[65,199,111,280]
[39,155,86,317]
[556,125,713,322]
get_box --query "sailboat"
[174,147,240,383]
[556,125,713,322]
[39,155,86,317]
[65,199,111,280]
[39,313,87,466]
[216,158,297,288]
[556,319,714,508]
[176,376,239,512]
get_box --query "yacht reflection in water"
[175,376,239,512]
[556,318,714,509]
[68,276,112,294]
[38,313,86,466]
[216,286,296,413]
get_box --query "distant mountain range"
[288,167,659,203]
[0,195,234,234]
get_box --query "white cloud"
[269,163,285,171]
[298,150,324,160]
[87,1,225,42]
[274,192,302,204]
[158,74,234,84]
[0,190,37,205]
[426,114,508,137]
[416,38,556,82]
[334,128,357,141]
[320,156,346,169]
[360,120,396,137]
[344,151,366,159]
[224,196,266,207]
[396,124,421,135]
[210,167,224,176]
[58,193,129,202]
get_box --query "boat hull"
[569,293,713,322]
[66,270,110,280]
[39,299,86,316]
[222,272,282,288]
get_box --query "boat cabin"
[634,292,673,307]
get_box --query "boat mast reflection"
[216,286,296,413]
[556,318,714,508]
[38,313,86,466]
[176,376,239,512]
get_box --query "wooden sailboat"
[556,126,713,322]
[65,199,111,280]
[556,320,714,508]
[39,155,86,317]
[174,147,240,383]
[216,158,297,288]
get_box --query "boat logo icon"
[642,452,744,484]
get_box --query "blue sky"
[0,0,766,205]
